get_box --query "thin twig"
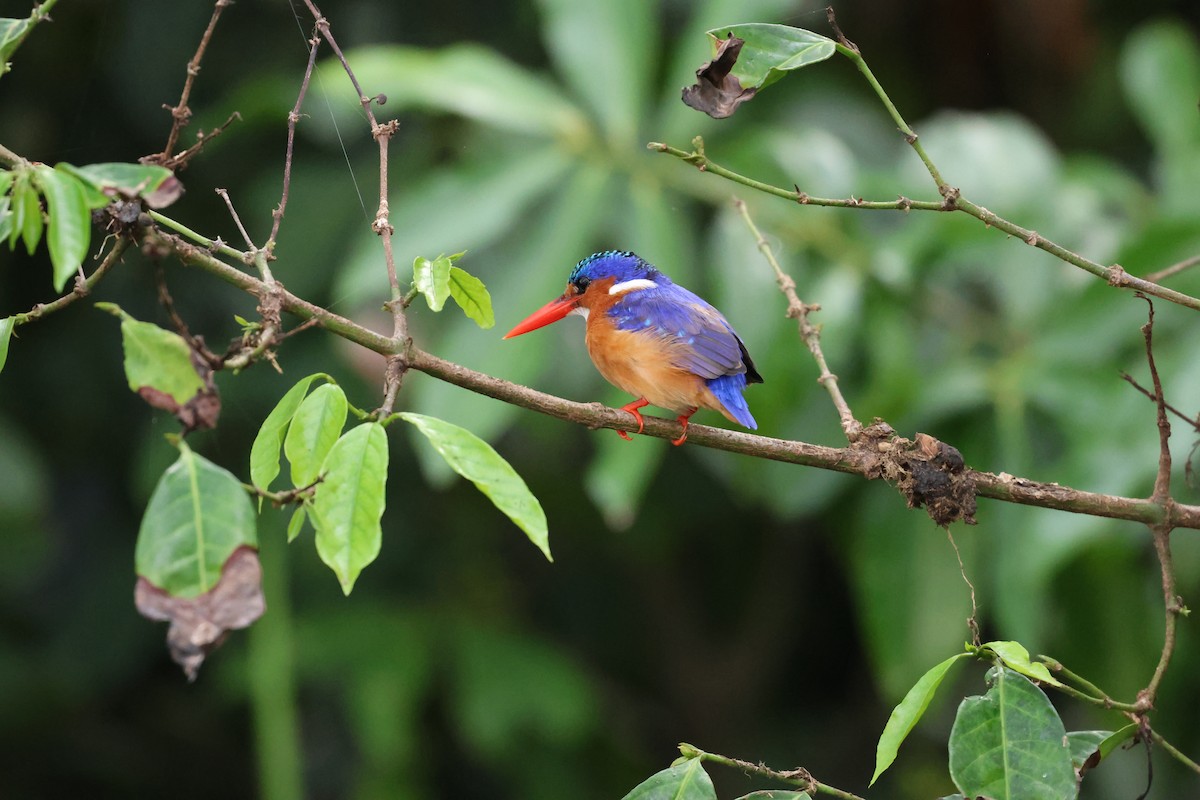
[154,264,223,369]
[164,111,242,170]
[946,528,981,646]
[1121,373,1200,432]
[1133,295,1182,713]
[649,141,1200,313]
[12,237,129,326]
[302,0,381,126]
[300,0,408,415]
[680,743,865,800]
[148,222,1200,531]
[215,187,256,250]
[151,0,234,165]
[734,196,862,440]
[1149,728,1200,776]
[268,29,322,249]
[1145,253,1200,285]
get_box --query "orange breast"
[585,318,740,423]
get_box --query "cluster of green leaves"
[0,162,174,292]
[872,641,1135,798]
[247,371,548,595]
[122,247,540,602]
[412,251,495,328]
[0,161,177,380]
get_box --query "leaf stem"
[147,209,250,263]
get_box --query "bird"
[503,250,762,446]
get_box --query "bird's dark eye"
[572,276,592,293]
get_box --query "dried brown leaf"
[135,546,265,680]
[681,35,758,119]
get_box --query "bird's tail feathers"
[707,373,758,430]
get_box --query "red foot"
[617,398,649,441]
[671,409,697,446]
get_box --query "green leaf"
[284,383,348,487]
[96,303,204,405]
[0,195,11,244]
[872,652,969,785]
[447,266,495,328]
[400,412,550,560]
[135,439,258,597]
[0,169,11,197]
[34,165,92,292]
[0,316,14,375]
[734,793,811,800]
[59,161,174,201]
[250,374,329,491]
[413,254,453,312]
[0,17,32,75]
[621,758,717,800]
[704,24,837,91]
[286,505,307,543]
[17,175,41,255]
[7,173,28,250]
[948,667,1076,800]
[1066,730,1113,771]
[311,422,389,594]
[981,641,1064,687]
[1100,723,1139,755]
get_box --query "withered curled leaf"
[135,546,265,681]
[681,35,758,119]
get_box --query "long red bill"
[502,296,577,339]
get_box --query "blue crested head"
[568,250,667,290]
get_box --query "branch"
[680,742,865,800]
[649,141,1200,312]
[1132,296,1182,713]
[299,0,407,414]
[267,27,322,249]
[1145,253,1200,285]
[147,0,234,166]
[11,237,129,326]
[734,196,862,441]
[148,219,1200,532]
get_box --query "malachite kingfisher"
[503,250,763,446]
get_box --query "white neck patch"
[608,278,657,295]
[570,305,590,320]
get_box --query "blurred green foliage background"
[2,0,1200,798]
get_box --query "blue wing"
[608,283,757,382]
